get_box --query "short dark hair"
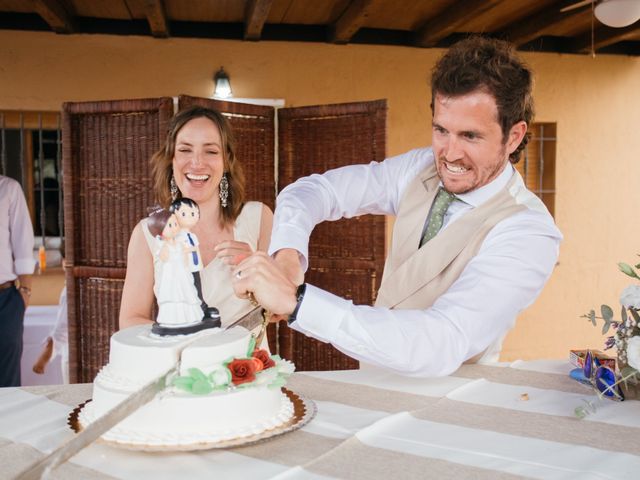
[430,36,534,164]
[169,197,199,214]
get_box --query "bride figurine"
[146,207,218,335]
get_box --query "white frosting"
[82,324,295,446]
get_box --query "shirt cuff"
[14,257,36,275]
[268,224,310,272]
[289,284,350,343]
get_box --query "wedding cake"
[78,324,296,447]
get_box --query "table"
[1,360,639,479]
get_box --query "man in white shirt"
[0,175,35,386]
[232,36,562,377]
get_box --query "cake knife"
[15,307,267,480]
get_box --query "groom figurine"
[170,198,221,326]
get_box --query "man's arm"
[290,211,561,377]
[236,210,561,377]
[269,148,434,271]
[9,182,35,305]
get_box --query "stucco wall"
[2,30,639,360]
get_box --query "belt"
[0,281,16,291]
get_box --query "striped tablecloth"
[1,360,639,479]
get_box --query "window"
[515,122,556,216]
[0,111,63,264]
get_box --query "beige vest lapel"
[376,164,526,309]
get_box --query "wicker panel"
[278,100,387,371]
[178,96,276,210]
[67,272,124,383]
[63,98,174,383]
[63,98,174,268]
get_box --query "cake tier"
[80,383,293,445]
[105,324,250,384]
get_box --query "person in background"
[231,36,562,377]
[0,174,35,387]
[32,243,68,383]
[119,106,273,330]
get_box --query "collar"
[439,162,514,208]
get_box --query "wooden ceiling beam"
[144,0,169,38]
[32,0,75,33]
[128,0,169,37]
[414,0,502,48]
[500,0,590,47]
[245,0,273,41]
[569,25,640,53]
[330,0,377,44]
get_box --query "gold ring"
[247,291,259,307]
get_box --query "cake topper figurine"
[147,204,220,336]
[170,198,222,324]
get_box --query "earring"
[170,174,178,201]
[219,173,229,208]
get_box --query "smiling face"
[172,116,225,206]
[432,90,526,195]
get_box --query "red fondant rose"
[252,349,276,370]
[228,358,257,385]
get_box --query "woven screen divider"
[277,100,387,371]
[63,98,174,383]
[177,96,276,211]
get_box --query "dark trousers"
[0,286,25,387]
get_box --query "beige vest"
[375,163,526,310]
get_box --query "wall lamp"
[213,67,233,99]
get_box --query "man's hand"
[232,252,298,318]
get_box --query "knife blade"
[225,305,266,332]
[15,364,178,480]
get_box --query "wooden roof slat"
[330,0,377,44]
[126,0,169,37]
[144,0,169,38]
[414,0,502,47]
[245,0,274,41]
[500,0,590,47]
[32,0,75,33]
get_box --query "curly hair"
[430,36,534,164]
[150,106,246,227]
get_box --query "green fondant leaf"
[191,378,214,395]
[270,355,282,361]
[173,376,195,392]
[188,368,208,382]
[247,336,256,357]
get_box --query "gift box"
[570,349,616,371]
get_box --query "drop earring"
[170,174,178,201]
[219,172,229,208]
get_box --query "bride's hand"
[214,240,253,265]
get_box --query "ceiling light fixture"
[213,67,232,99]
[594,0,640,28]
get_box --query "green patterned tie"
[419,187,456,247]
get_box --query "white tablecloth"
[1,361,639,479]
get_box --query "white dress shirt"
[269,148,562,377]
[0,175,35,283]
